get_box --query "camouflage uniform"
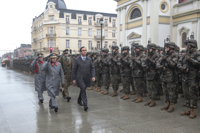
[130,45,145,103]
[178,39,200,118]
[157,42,178,113]
[143,43,160,107]
[109,46,120,97]
[100,49,111,95]
[119,46,132,100]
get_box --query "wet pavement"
[0,66,200,133]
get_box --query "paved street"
[0,66,200,133]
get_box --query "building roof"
[46,0,67,10]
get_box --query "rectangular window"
[49,15,54,20]
[104,41,108,49]
[50,27,54,36]
[105,19,108,26]
[66,40,70,48]
[88,17,92,25]
[78,28,82,36]
[78,40,82,48]
[112,20,116,27]
[112,30,115,37]
[66,27,69,35]
[88,41,92,50]
[66,15,69,24]
[113,41,116,46]
[78,17,82,24]
[88,28,92,36]
[97,29,101,37]
[97,18,100,24]
[50,39,54,47]
[105,30,108,37]
[50,5,52,8]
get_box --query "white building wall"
[178,3,193,13]
[127,27,143,46]
[147,0,151,17]
[197,19,200,48]
[147,25,150,44]
[159,0,171,16]
[158,24,170,47]
[176,22,192,48]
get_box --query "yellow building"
[31,0,117,56]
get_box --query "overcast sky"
[0,0,117,56]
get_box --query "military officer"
[109,46,120,97]
[100,48,111,95]
[57,49,73,102]
[143,44,160,107]
[157,42,178,113]
[178,39,200,118]
[41,53,65,113]
[30,53,46,103]
[130,45,146,103]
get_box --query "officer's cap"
[63,49,69,54]
[37,53,43,58]
[50,53,57,59]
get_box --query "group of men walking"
[30,37,200,119]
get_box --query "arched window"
[130,8,141,20]
[181,32,187,48]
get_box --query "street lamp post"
[100,18,104,51]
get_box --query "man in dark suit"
[72,47,95,111]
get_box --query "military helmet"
[37,53,43,58]
[87,52,93,55]
[122,46,130,51]
[147,43,156,50]
[181,49,186,53]
[156,45,160,50]
[93,52,100,56]
[63,49,69,54]
[102,48,109,53]
[112,46,119,50]
[143,47,147,52]
[188,39,197,48]
[135,45,144,51]
[165,42,176,49]
[175,45,180,51]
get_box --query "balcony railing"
[94,36,105,40]
[46,33,56,38]
[66,21,70,24]
[78,21,82,25]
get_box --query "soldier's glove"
[132,57,136,60]
[62,84,65,88]
[162,56,167,60]
[146,57,150,61]
[185,56,191,61]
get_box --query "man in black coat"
[72,46,95,111]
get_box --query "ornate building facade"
[31,0,117,56]
[115,0,200,48]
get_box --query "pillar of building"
[116,8,121,46]
[170,0,176,42]
[142,0,148,46]
[122,6,127,46]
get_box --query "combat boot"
[97,87,101,92]
[144,99,151,106]
[103,89,109,95]
[120,94,126,99]
[120,89,124,93]
[143,93,147,97]
[135,96,143,103]
[181,108,190,116]
[189,109,197,119]
[132,96,139,102]
[87,86,94,90]
[183,104,187,107]
[123,94,130,100]
[161,101,170,110]
[130,90,136,95]
[94,87,98,92]
[149,100,156,107]
[110,90,118,97]
[167,102,175,113]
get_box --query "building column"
[150,0,159,44]
[198,18,200,48]
[192,21,197,40]
[170,0,176,42]
[116,8,121,46]
[142,0,147,47]
[173,26,178,46]
[122,6,127,46]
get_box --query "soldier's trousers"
[147,80,157,100]
[162,82,176,103]
[143,79,148,94]
[62,74,71,97]
[156,80,162,96]
[103,73,110,89]
[182,79,199,109]
[111,74,119,90]
[133,77,144,97]
[49,97,57,107]
[96,73,102,87]
[130,77,135,91]
[122,76,131,94]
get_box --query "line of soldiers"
[84,38,200,119]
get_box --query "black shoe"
[49,105,55,109]
[67,97,71,102]
[78,101,84,106]
[84,106,88,111]
[54,107,58,113]
[39,99,44,103]
[63,96,67,99]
